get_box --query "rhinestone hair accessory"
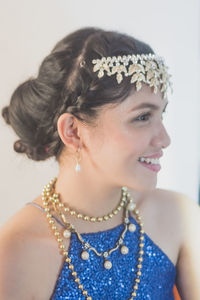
[91,53,173,99]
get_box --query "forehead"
[127,84,167,106]
[107,84,168,116]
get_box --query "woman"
[0,27,199,299]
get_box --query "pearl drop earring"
[75,147,81,172]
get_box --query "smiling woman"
[1,26,199,300]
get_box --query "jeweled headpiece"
[91,53,173,99]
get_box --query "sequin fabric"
[48,211,176,300]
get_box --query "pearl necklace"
[42,178,145,300]
[50,186,135,270]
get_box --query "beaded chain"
[50,188,134,270]
[41,177,145,300]
[52,182,127,223]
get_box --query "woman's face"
[81,84,171,192]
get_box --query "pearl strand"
[50,184,134,270]
[42,178,145,300]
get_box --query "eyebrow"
[129,101,168,112]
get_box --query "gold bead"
[51,225,57,230]
[75,278,80,283]
[87,297,92,300]
[139,243,144,248]
[131,291,137,296]
[84,216,89,221]
[77,214,83,219]
[49,220,54,224]
[103,216,109,220]
[62,251,68,256]
[46,213,52,218]
[82,290,88,295]
[69,264,74,270]
[137,271,141,276]
[78,284,83,290]
[137,264,142,269]
[54,232,60,236]
[135,278,140,283]
[44,207,49,212]
[57,238,63,243]
[138,257,143,262]
[109,213,113,218]
[140,229,144,234]
[139,236,144,241]
[117,206,121,211]
[133,284,138,290]
[97,217,103,222]
[59,245,65,249]
[64,207,69,212]
[90,217,96,222]
[139,250,144,255]
[70,211,75,215]
[72,271,77,276]
[113,210,118,215]
[66,257,71,263]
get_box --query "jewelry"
[46,180,134,269]
[50,178,128,223]
[75,147,81,172]
[42,177,145,300]
[90,53,173,99]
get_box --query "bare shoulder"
[150,187,198,250]
[151,188,200,299]
[0,197,65,300]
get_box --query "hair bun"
[14,140,27,153]
[2,106,10,125]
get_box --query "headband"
[89,53,173,99]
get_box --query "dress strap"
[25,202,66,228]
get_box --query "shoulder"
[0,197,59,299]
[152,188,200,299]
[151,188,199,246]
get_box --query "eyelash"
[135,109,167,122]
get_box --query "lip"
[139,151,163,159]
[138,161,161,173]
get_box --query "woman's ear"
[57,113,81,151]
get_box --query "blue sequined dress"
[26,202,176,300]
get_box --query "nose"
[151,122,171,149]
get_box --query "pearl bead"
[127,202,136,211]
[104,260,112,269]
[81,251,89,260]
[121,245,129,254]
[128,223,136,232]
[63,229,71,238]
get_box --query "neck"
[54,165,143,218]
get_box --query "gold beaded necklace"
[42,177,145,300]
[51,178,128,223]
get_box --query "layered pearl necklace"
[42,177,145,300]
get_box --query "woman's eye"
[135,112,151,122]
[134,110,167,122]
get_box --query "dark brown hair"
[1,26,155,162]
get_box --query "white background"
[0,0,200,227]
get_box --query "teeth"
[138,157,160,165]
